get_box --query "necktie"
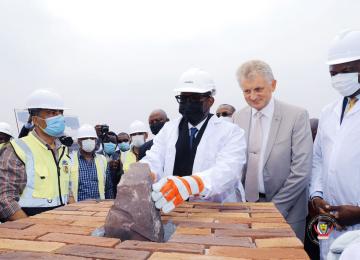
[245,111,263,202]
[346,97,358,113]
[189,127,198,150]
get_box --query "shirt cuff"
[0,199,21,220]
[310,191,323,200]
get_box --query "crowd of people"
[1,29,360,259]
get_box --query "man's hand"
[310,197,330,215]
[151,175,204,213]
[328,205,360,227]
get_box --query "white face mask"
[331,72,360,97]
[220,116,233,123]
[81,139,96,153]
[131,135,145,147]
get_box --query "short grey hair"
[236,60,274,84]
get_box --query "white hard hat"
[174,68,216,95]
[327,30,360,65]
[129,120,147,135]
[26,89,67,110]
[0,122,13,137]
[76,124,97,139]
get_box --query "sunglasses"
[216,112,231,117]
[175,95,210,104]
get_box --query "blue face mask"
[104,142,117,155]
[41,115,66,137]
[119,142,130,152]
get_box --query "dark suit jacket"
[138,140,153,160]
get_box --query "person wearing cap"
[122,120,148,173]
[216,104,236,121]
[138,109,169,160]
[0,89,72,221]
[310,30,360,259]
[141,68,247,214]
[0,122,14,150]
[70,124,107,202]
[232,60,313,241]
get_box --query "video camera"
[99,124,110,142]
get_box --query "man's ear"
[271,80,277,92]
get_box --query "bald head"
[148,109,169,135]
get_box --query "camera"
[100,124,109,135]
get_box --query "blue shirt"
[77,153,100,201]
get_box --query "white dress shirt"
[188,117,207,137]
[250,97,274,193]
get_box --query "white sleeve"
[194,125,247,200]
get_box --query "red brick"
[209,246,310,259]
[38,233,120,247]
[148,252,247,259]
[0,221,34,230]
[177,222,249,230]
[0,251,89,259]
[251,222,292,230]
[169,234,254,247]
[54,206,81,211]
[161,216,214,223]
[0,238,65,252]
[250,212,284,218]
[93,211,108,217]
[32,214,105,222]
[116,240,205,254]
[216,217,286,224]
[17,218,74,226]
[214,228,295,239]
[0,228,47,240]
[175,227,211,235]
[25,224,93,235]
[70,221,104,228]
[255,237,303,248]
[55,244,149,259]
[78,206,111,212]
[45,210,96,216]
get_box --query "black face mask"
[150,121,165,135]
[179,101,208,125]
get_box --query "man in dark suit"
[138,109,169,160]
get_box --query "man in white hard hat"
[122,120,148,173]
[0,89,72,221]
[310,30,360,259]
[0,122,14,149]
[70,124,107,202]
[141,68,246,213]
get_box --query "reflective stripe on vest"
[70,152,107,201]
[121,150,137,173]
[11,134,70,208]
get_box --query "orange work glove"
[151,175,205,213]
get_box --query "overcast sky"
[0,0,359,135]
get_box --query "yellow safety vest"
[70,152,107,201]
[121,150,137,173]
[10,132,71,208]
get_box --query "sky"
[0,0,359,136]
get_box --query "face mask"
[131,135,145,147]
[150,121,165,135]
[331,72,360,97]
[40,115,66,137]
[104,142,117,155]
[119,142,130,152]
[179,101,208,125]
[81,139,96,153]
[220,116,232,123]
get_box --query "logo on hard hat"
[307,214,337,245]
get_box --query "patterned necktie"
[346,97,358,113]
[189,127,198,149]
[245,111,263,202]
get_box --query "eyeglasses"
[216,112,231,117]
[118,139,129,143]
[175,95,210,104]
